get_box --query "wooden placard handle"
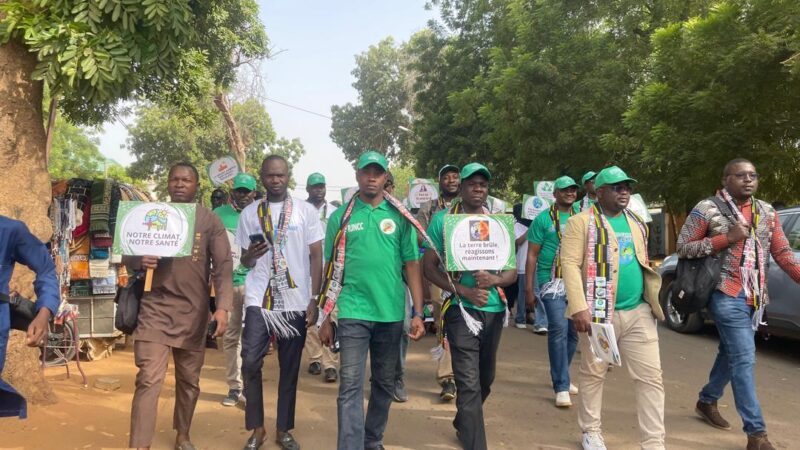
[144,268,154,292]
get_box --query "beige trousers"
[222,285,244,390]
[430,284,454,384]
[305,324,340,370]
[577,302,665,450]
[129,340,205,448]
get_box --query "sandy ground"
[1,323,799,450]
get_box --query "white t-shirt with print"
[236,197,325,310]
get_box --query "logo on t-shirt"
[380,218,397,235]
[347,222,365,233]
[618,233,635,266]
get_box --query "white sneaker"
[569,383,579,395]
[515,323,527,329]
[555,391,572,407]
[581,431,607,450]
[533,325,548,335]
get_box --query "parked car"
[657,206,800,339]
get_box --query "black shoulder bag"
[114,271,145,335]
[672,197,737,315]
[0,292,37,331]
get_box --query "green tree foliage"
[330,37,413,163]
[620,1,800,212]
[127,98,305,204]
[0,0,267,125]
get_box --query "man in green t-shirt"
[560,166,664,450]
[577,171,597,212]
[423,163,517,450]
[213,172,256,407]
[317,151,426,450]
[525,175,581,408]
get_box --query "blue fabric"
[541,292,578,392]
[337,319,402,449]
[0,216,61,418]
[699,290,765,435]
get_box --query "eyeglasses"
[730,172,759,181]
[609,183,633,194]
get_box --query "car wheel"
[660,277,704,333]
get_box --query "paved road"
[1,321,798,449]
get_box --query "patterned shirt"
[676,196,800,303]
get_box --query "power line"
[265,97,332,120]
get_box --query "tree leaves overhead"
[0,0,268,125]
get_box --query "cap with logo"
[554,175,579,190]
[594,166,637,189]
[357,150,389,171]
[232,173,257,191]
[460,162,491,181]
[438,164,460,179]
[307,172,326,186]
[581,171,597,185]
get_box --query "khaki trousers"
[129,340,205,448]
[223,285,245,391]
[305,325,340,370]
[577,302,665,450]
[430,284,454,384]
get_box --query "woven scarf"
[317,191,483,354]
[257,197,297,311]
[90,179,112,234]
[585,204,648,323]
[719,189,766,330]
[539,204,575,298]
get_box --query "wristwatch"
[412,311,424,319]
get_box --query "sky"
[96,0,435,197]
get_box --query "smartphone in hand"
[249,233,266,245]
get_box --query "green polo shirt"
[325,196,419,322]
[527,209,573,286]
[213,204,249,287]
[424,209,505,313]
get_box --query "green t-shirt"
[424,209,505,313]
[607,214,644,311]
[325,197,419,322]
[527,209,573,286]
[213,204,249,287]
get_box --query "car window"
[780,213,800,250]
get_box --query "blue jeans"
[541,292,578,392]
[699,290,765,435]
[337,319,402,449]
[516,275,549,329]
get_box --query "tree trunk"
[213,92,247,171]
[0,38,58,405]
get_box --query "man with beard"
[423,163,517,450]
[561,166,664,450]
[127,162,232,450]
[415,164,460,401]
[214,173,257,407]
[318,151,426,450]
[237,155,324,450]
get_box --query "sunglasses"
[608,183,633,194]
[730,172,759,181]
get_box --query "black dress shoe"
[276,431,300,450]
[365,446,386,450]
[243,435,266,450]
[308,361,322,375]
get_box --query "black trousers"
[241,306,307,432]
[445,307,504,450]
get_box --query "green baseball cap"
[357,150,389,171]
[232,173,256,191]
[554,175,579,190]
[438,164,460,178]
[595,166,637,188]
[307,172,326,186]
[581,171,597,185]
[460,162,491,180]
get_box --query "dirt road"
[1,323,798,449]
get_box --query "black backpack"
[671,197,737,315]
